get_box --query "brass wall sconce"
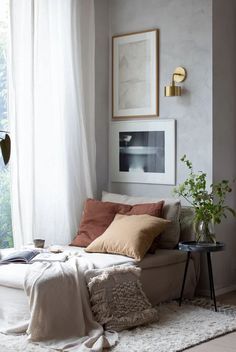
[164,67,187,97]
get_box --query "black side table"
[178,241,225,312]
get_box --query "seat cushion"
[102,191,181,249]
[138,249,187,269]
[0,263,28,289]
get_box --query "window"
[0,0,13,248]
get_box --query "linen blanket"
[1,250,157,351]
[6,256,118,351]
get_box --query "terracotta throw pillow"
[70,199,164,247]
[85,214,170,261]
[125,202,164,217]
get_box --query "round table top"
[178,241,225,253]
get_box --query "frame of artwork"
[110,119,175,185]
[112,29,159,119]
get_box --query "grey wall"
[94,0,236,294]
[94,0,109,198]
[109,0,213,198]
[209,0,236,294]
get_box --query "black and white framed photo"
[110,119,175,184]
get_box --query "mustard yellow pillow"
[85,214,170,261]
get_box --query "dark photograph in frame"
[119,131,165,173]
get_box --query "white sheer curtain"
[9,0,96,248]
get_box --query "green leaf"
[0,133,10,165]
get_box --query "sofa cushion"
[179,206,195,242]
[71,198,164,247]
[85,214,170,261]
[102,191,181,249]
[125,201,164,217]
[85,265,158,331]
[71,199,131,247]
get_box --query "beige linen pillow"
[102,191,181,249]
[85,214,170,261]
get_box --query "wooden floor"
[187,291,236,351]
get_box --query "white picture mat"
[113,30,157,117]
[110,119,176,185]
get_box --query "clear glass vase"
[194,219,216,244]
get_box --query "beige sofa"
[102,191,199,305]
[0,195,199,331]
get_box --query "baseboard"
[215,284,236,297]
[197,284,236,297]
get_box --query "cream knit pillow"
[86,265,158,331]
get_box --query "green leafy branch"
[173,155,236,224]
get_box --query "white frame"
[112,29,159,118]
[110,119,175,185]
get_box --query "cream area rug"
[1,299,236,352]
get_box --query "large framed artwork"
[112,29,159,119]
[110,119,175,185]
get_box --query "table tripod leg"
[207,253,213,299]
[179,252,190,306]
[207,252,217,312]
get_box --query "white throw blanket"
[11,257,118,351]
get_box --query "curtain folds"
[9,0,96,248]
